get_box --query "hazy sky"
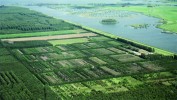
[1,0,120,5]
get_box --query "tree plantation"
[0,2,177,100]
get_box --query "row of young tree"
[71,84,177,100]
[0,6,78,34]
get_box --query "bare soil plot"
[40,52,76,61]
[40,53,59,61]
[126,63,144,74]
[42,72,62,84]
[100,66,121,76]
[110,54,142,62]
[22,47,55,54]
[140,61,164,71]
[52,58,90,68]
[67,51,86,58]
[86,42,103,48]
[25,55,39,62]
[49,38,89,46]
[2,33,97,42]
[0,29,88,39]
[89,57,107,65]
[56,60,73,68]
[70,59,91,67]
[83,68,99,78]
[60,52,75,59]
[90,48,115,55]
[107,47,126,54]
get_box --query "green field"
[48,38,89,46]
[109,6,177,33]
[0,29,86,39]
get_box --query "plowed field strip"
[2,33,97,42]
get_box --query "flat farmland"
[50,76,143,99]
[0,29,87,39]
[1,5,177,100]
[1,29,177,99]
[2,33,97,42]
[48,38,90,46]
[110,54,143,63]
[6,32,176,86]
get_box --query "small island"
[101,19,117,24]
[131,24,149,29]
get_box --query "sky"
[0,0,120,5]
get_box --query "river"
[26,6,177,53]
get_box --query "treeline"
[0,6,78,34]
[2,40,52,48]
[79,26,154,52]
[140,53,174,60]
[174,54,177,60]
[115,37,154,52]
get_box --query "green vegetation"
[48,38,89,46]
[0,48,10,55]
[71,84,177,100]
[154,48,174,56]
[4,32,176,99]
[0,6,78,34]
[131,24,149,29]
[0,5,177,100]
[0,29,86,39]
[101,19,117,24]
[71,5,95,9]
[0,55,17,63]
[113,6,177,33]
[0,71,34,99]
[2,40,52,48]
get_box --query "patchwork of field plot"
[1,29,176,99]
[1,32,96,42]
[50,76,142,99]
[1,5,177,99]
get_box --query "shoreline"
[63,19,176,56]
[111,6,177,34]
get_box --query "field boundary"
[1,33,97,42]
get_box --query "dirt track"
[1,33,97,42]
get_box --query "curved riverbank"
[63,20,175,56]
[26,6,177,54]
[113,6,177,34]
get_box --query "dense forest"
[0,6,78,34]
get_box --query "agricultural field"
[1,28,177,99]
[0,4,177,100]
[0,29,87,39]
